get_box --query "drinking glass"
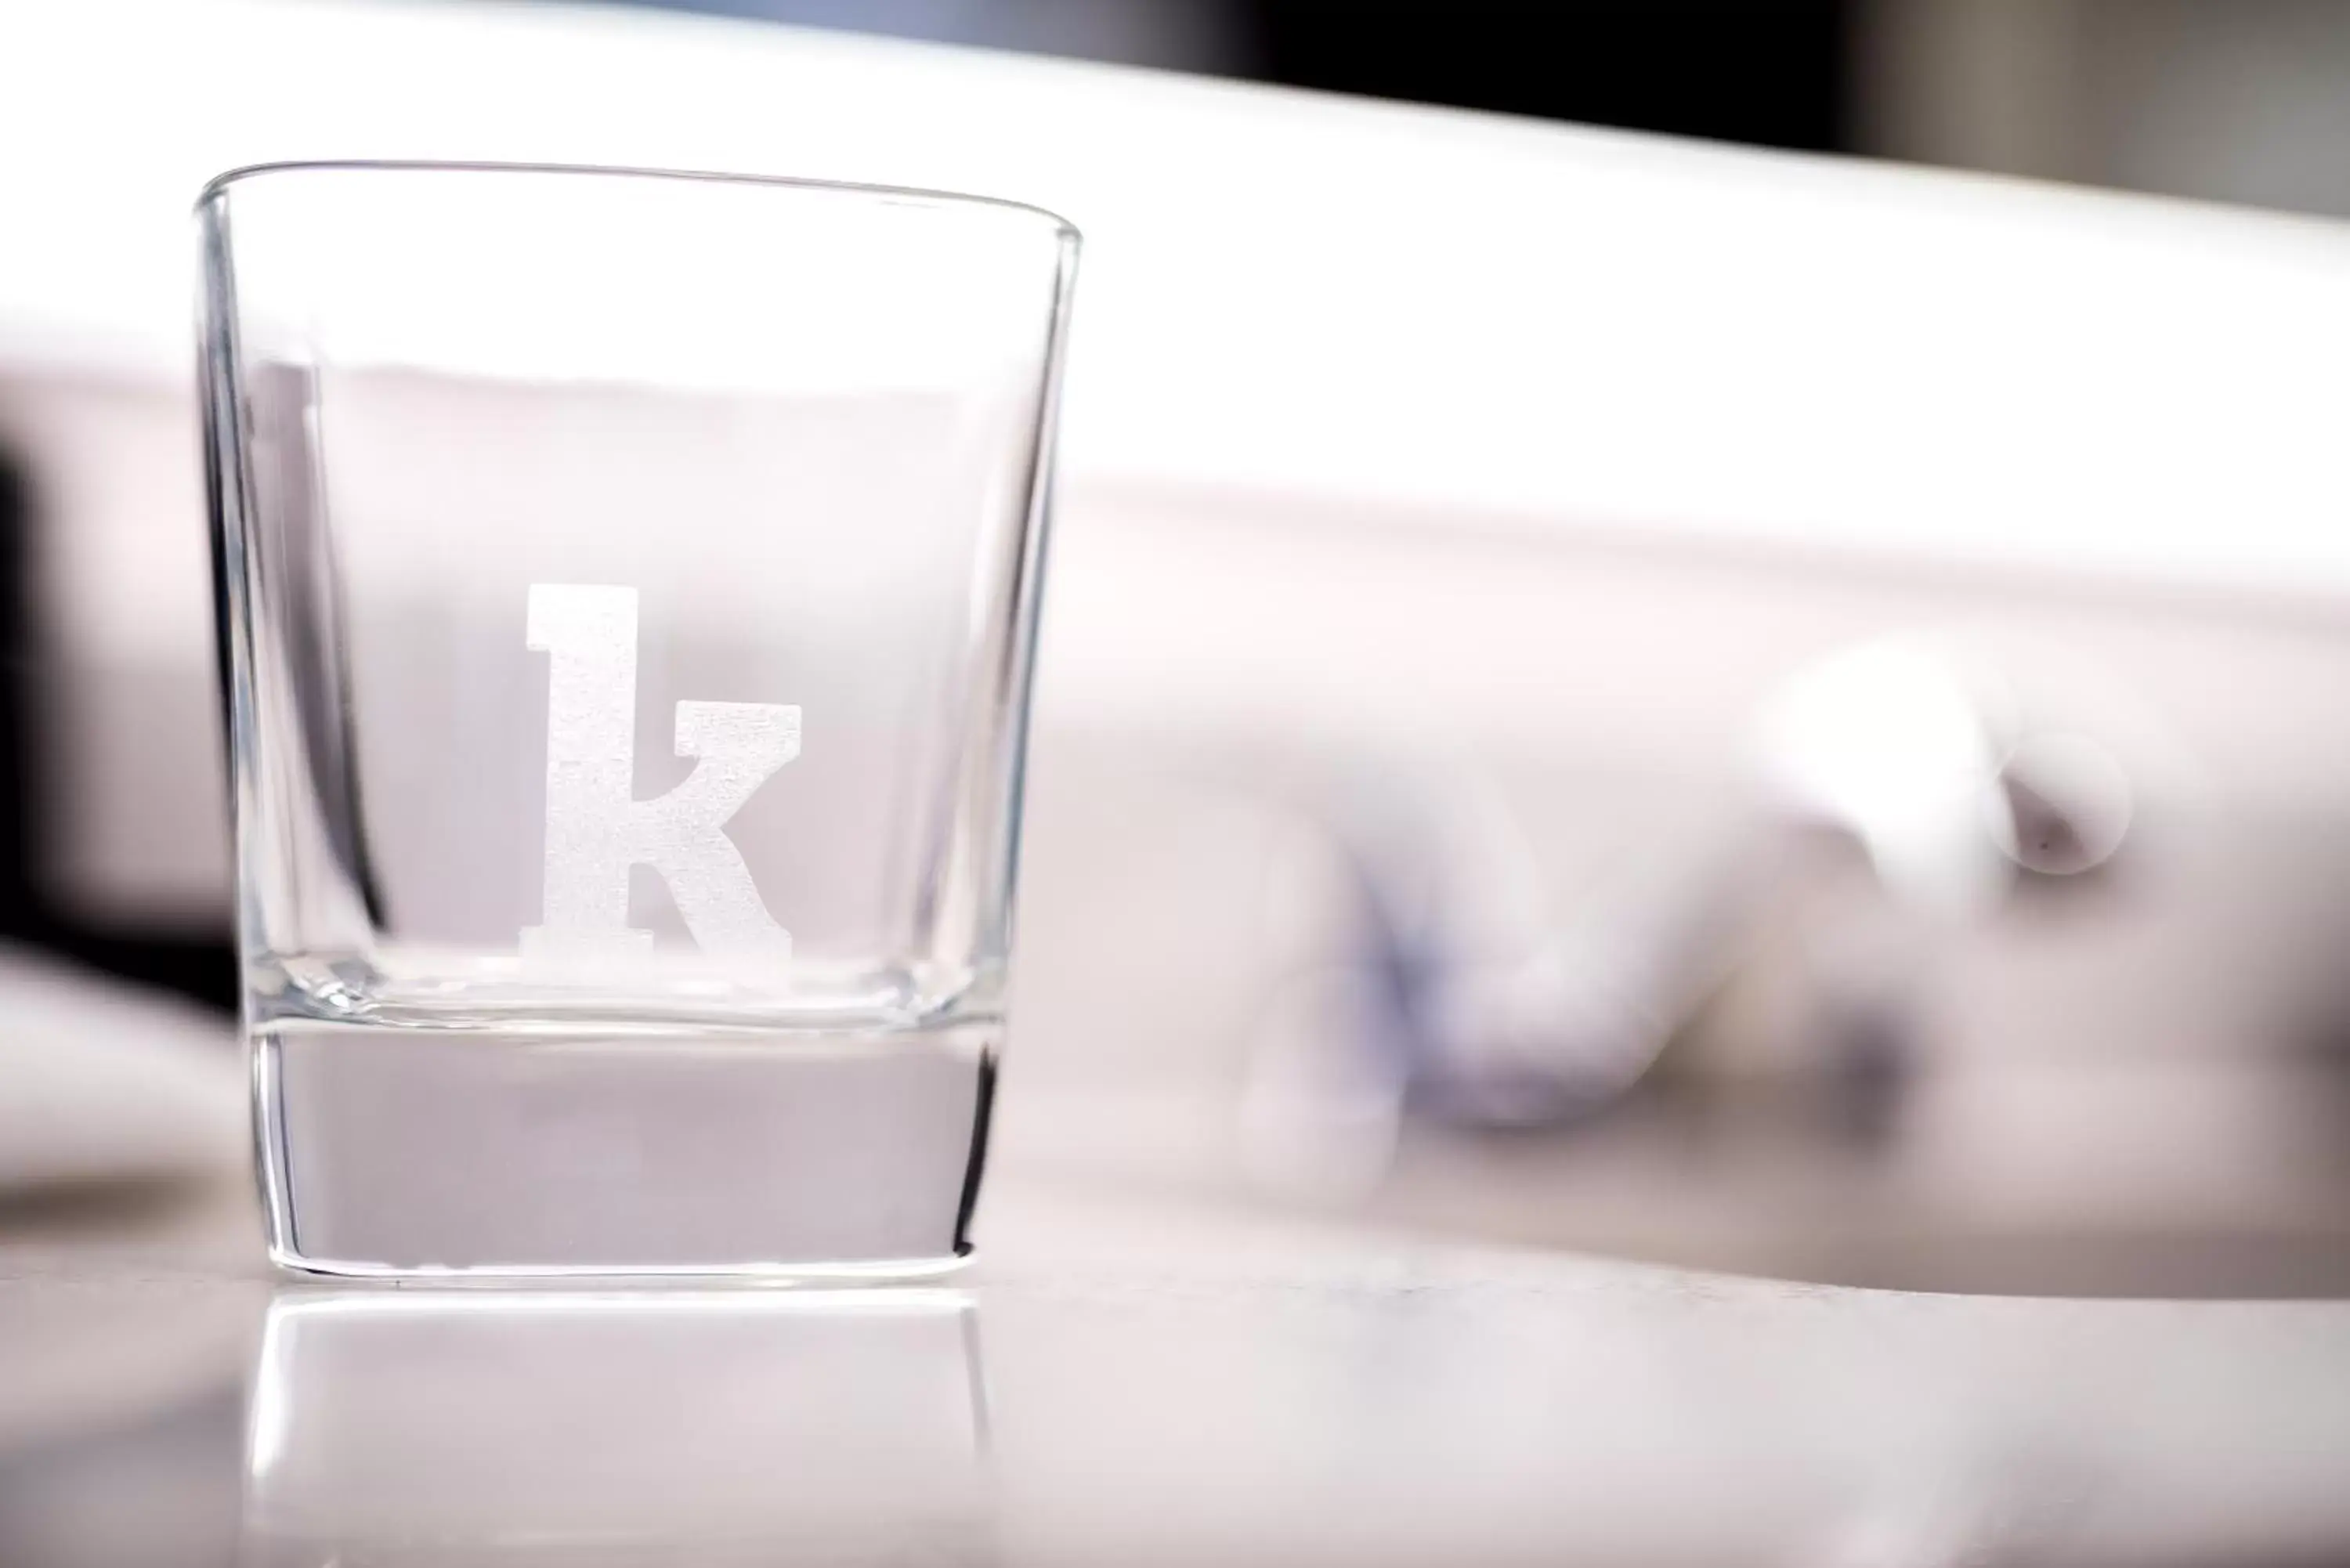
[200,161,1078,1277]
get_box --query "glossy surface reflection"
[240,1289,987,1566]
[7,1190,2350,1565]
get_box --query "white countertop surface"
[4,1178,2347,1566]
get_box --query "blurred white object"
[0,948,243,1198]
[1990,730,2134,876]
[1759,638,2016,918]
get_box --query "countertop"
[3,1178,2347,1566]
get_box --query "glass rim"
[193,158,1080,241]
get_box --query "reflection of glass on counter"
[240,1290,989,1565]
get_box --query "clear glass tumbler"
[200,162,1077,1277]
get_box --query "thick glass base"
[254,1018,994,1279]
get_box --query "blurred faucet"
[1246,638,2138,1173]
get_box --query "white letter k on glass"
[520,583,797,970]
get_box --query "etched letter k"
[521,583,797,970]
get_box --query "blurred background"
[5,0,2350,1302]
[630,0,2350,219]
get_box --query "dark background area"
[621,0,1860,154]
[0,457,237,1006]
[1238,2,1850,153]
[608,0,2350,222]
